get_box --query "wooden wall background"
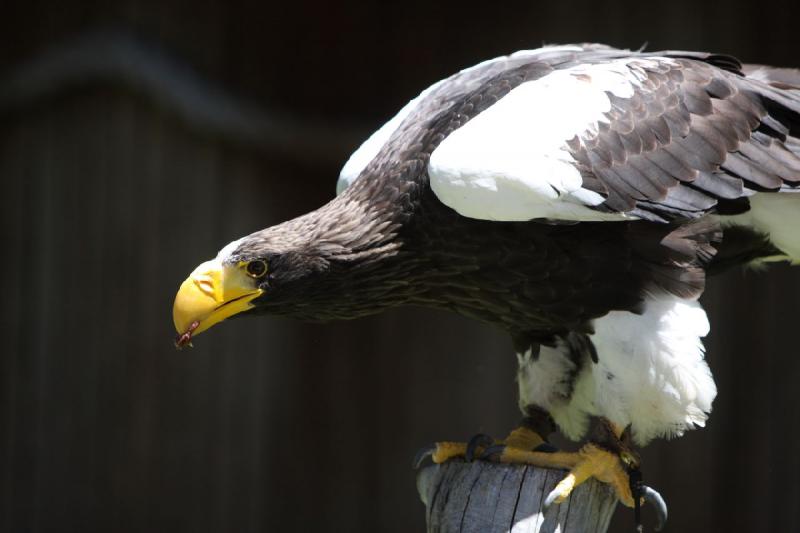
[1,1,799,531]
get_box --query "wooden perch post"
[417,461,617,533]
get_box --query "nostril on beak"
[194,275,216,297]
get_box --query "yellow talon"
[423,435,636,509]
[504,425,547,450]
[430,441,468,463]
[548,443,635,507]
[417,418,666,530]
[422,424,550,465]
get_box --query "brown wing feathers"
[568,54,800,222]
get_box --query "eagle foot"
[538,420,667,532]
[412,423,554,468]
[413,419,667,532]
[541,441,667,531]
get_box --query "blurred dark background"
[2,1,800,532]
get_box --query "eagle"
[172,44,800,528]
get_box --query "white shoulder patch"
[336,47,592,195]
[428,59,665,221]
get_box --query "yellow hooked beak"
[172,260,264,348]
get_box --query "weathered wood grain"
[417,461,617,533]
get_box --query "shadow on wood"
[417,461,617,533]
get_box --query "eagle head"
[172,222,335,349]
[172,195,411,348]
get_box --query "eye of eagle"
[244,259,268,279]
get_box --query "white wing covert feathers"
[341,45,800,224]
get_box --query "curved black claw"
[642,485,668,531]
[479,444,506,461]
[412,444,436,470]
[465,434,494,462]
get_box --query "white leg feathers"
[516,343,592,441]
[516,294,717,446]
[589,295,717,445]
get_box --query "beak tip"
[174,320,200,350]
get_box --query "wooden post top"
[417,461,618,533]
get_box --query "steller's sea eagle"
[173,44,800,528]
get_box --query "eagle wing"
[428,50,800,223]
[341,46,800,224]
[338,45,632,194]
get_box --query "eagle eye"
[245,260,268,278]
